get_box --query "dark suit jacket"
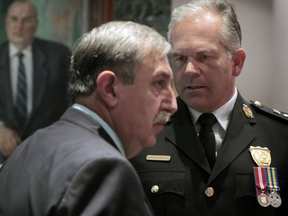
[0,108,154,216]
[0,38,71,161]
[130,93,288,216]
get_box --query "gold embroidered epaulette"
[250,100,288,121]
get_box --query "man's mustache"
[153,111,171,124]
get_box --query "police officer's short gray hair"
[167,0,241,57]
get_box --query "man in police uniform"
[130,0,288,215]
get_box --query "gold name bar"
[146,155,171,161]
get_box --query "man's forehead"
[8,3,36,16]
[152,58,172,78]
[137,56,171,77]
[172,40,219,55]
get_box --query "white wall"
[271,0,288,111]
[172,0,288,111]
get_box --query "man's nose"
[184,60,200,76]
[166,86,178,115]
[15,20,24,29]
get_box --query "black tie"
[15,52,27,127]
[198,113,217,169]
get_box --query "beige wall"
[172,0,288,111]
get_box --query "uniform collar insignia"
[243,104,254,119]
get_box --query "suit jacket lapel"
[0,43,17,123]
[61,108,120,153]
[166,97,211,173]
[29,39,49,121]
[208,93,256,184]
[98,127,119,152]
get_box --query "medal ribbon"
[265,167,280,195]
[253,167,268,197]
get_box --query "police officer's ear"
[232,48,246,77]
[96,70,119,107]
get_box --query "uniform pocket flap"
[137,170,186,196]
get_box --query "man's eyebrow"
[8,15,36,19]
[172,48,216,56]
[154,71,171,79]
[171,52,183,56]
[197,48,215,53]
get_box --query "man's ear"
[96,71,118,107]
[232,48,246,77]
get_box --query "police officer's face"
[170,13,243,113]
[5,2,38,50]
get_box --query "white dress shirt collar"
[188,87,238,132]
[9,43,32,57]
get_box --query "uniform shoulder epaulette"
[250,100,288,121]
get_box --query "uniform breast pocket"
[137,170,186,216]
[235,172,255,199]
[235,171,286,199]
[234,171,287,215]
[137,170,186,196]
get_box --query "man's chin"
[154,124,164,135]
[12,38,29,49]
[145,136,157,149]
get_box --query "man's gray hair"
[68,21,171,99]
[167,0,241,56]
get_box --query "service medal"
[269,191,282,208]
[265,167,282,208]
[250,147,282,208]
[253,167,270,207]
[258,193,270,207]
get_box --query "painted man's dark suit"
[0,107,154,216]
[0,38,71,161]
[131,93,288,216]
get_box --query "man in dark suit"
[0,20,177,215]
[0,1,71,162]
[130,0,288,215]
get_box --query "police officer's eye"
[175,56,186,62]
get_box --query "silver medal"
[269,191,282,208]
[258,193,270,207]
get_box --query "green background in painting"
[0,0,83,49]
[0,0,171,49]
